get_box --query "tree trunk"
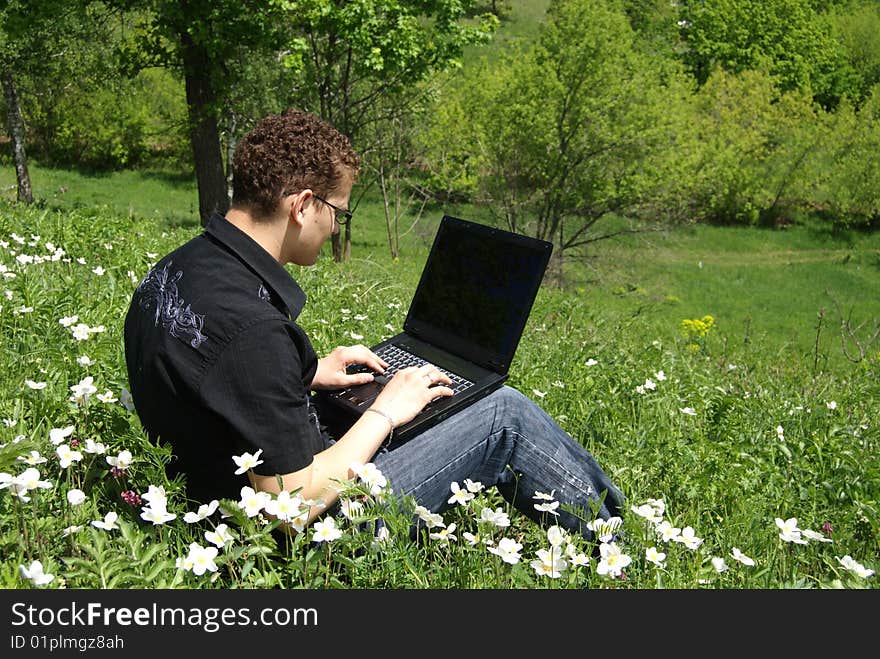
[180,34,228,226]
[224,110,237,205]
[1,70,34,204]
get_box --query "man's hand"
[312,345,388,390]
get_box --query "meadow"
[0,171,877,589]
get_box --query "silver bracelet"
[364,407,394,446]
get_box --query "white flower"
[237,486,271,518]
[567,547,591,567]
[204,524,236,548]
[106,450,133,470]
[836,555,874,578]
[69,375,97,404]
[96,391,118,404]
[775,517,807,545]
[532,389,547,398]
[462,531,480,546]
[596,542,632,577]
[56,444,83,468]
[141,504,177,525]
[71,323,93,341]
[49,425,75,446]
[711,557,728,573]
[429,522,458,543]
[487,538,523,565]
[731,547,756,566]
[631,503,663,524]
[533,490,556,501]
[645,546,666,567]
[447,481,475,506]
[91,511,120,531]
[24,379,47,390]
[546,525,567,548]
[20,560,54,586]
[62,525,83,537]
[350,462,387,495]
[18,451,47,466]
[76,355,94,367]
[141,485,167,508]
[349,331,364,341]
[801,528,833,543]
[479,507,511,528]
[656,521,681,543]
[464,478,484,493]
[92,266,106,276]
[414,505,445,529]
[183,500,220,524]
[66,489,87,506]
[340,498,365,521]
[59,315,79,327]
[531,548,568,578]
[585,358,598,367]
[12,468,53,501]
[776,425,785,441]
[231,449,264,475]
[826,401,837,410]
[264,491,306,522]
[677,526,704,550]
[82,439,107,455]
[654,370,666,381]
[534,500,560,516]
[312,517,343,543]
[587,516,623,543]
[679,407,697,416]
[184,543,219,576]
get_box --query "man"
[124,108,622,536]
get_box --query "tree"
[281,0,497,260]
[686,68,818,225]
[807,86,880,225]
[0,1,76,203]
[827,1,880,106]
[433,0,693,280]
[678,0,854,108]
[108,0,289,225]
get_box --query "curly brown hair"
[231,108,360,218]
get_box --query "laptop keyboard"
[375,345,474,393]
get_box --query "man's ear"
[288,190,307,228]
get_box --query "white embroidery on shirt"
[137,261,208,348]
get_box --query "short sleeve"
[198,319,324,477]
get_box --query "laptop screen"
[404,216,553,373]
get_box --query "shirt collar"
[204,212,307,319]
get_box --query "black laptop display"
[320,215,553,443]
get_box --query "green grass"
[0,163,200,228]
[0,194,877,590]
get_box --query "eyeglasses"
[312,193,353,229]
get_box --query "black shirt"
[124,213,327,503]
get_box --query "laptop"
[318,215,553,444]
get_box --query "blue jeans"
[372,386,623,539]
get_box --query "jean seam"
[510,430,595,498]
[400,428,505,500]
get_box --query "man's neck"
[224,207,287,263]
